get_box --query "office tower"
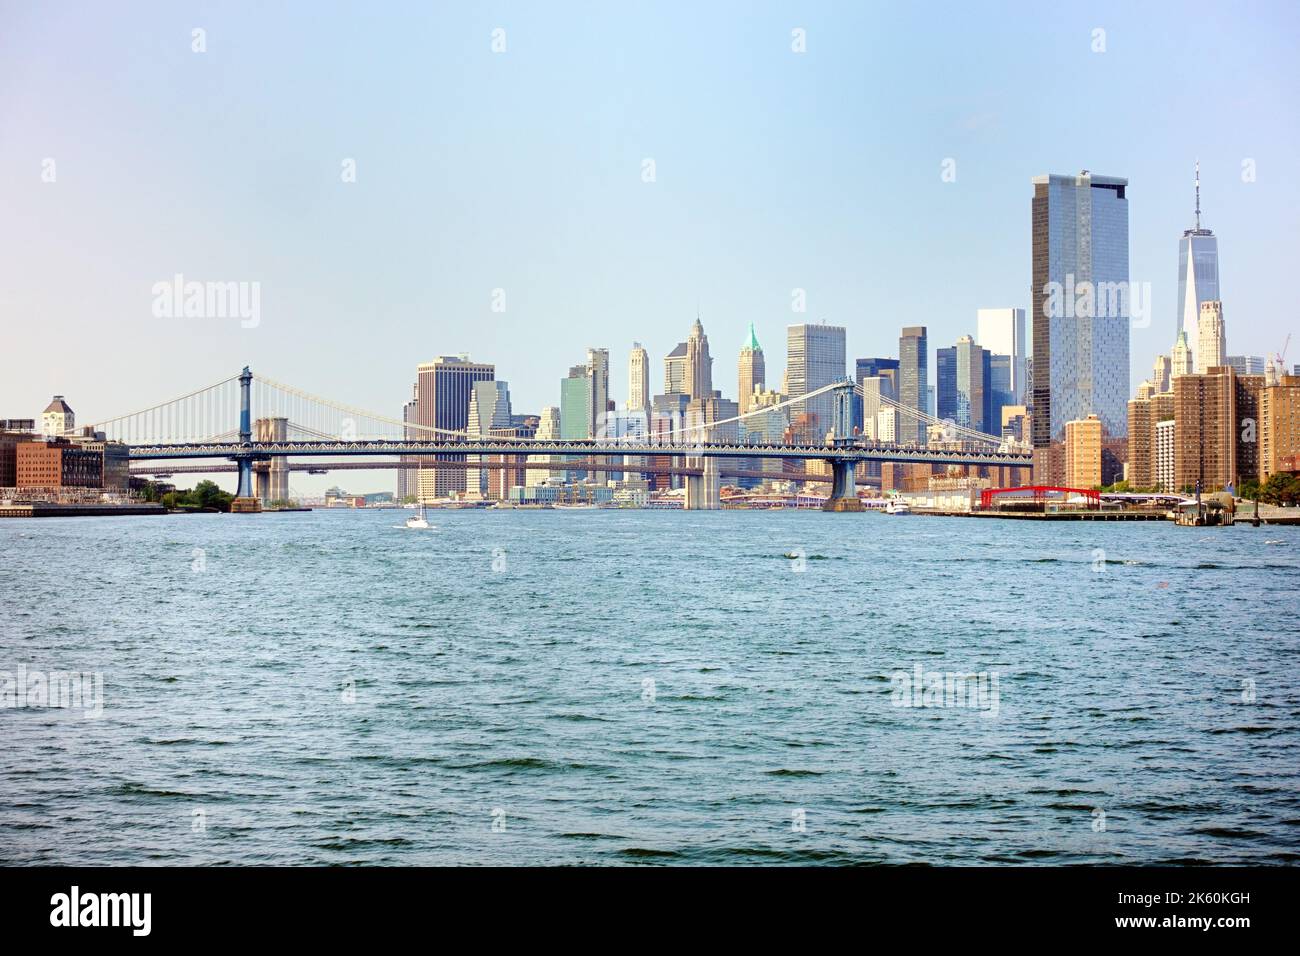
[976,308,1027,402]
[876,407,898,443]
[1171,331,1194,379]
[1260,374,1300,479]
[1152,355,1172,394]
[465,381,513,498]
[936,335,993,433]
[859,376,886,440]
[1031,171,1130,446]
[855,358,900,402]
[397,385,418,500]
[525,407,564,487]
[1176,162,1220,347]
[628,343,650,412]
[1227,355,1266,376]
[664,341,688,394]
[1195,301,1226,374]
[685,396,739,445]
[586,348,610,437]
[650,392,691,490]
[738,323,765,415]
[685,317,714,401]
[898,326,928,444]
[415,355,495,497]
[989,354,1012,430]
[787,323,847,441]
[1173,366,1263,492]
[1064,414,1103,489]
[560,366,590,441]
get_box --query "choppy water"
[2,509,1298,865]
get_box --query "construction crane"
[1268,333,1291,384]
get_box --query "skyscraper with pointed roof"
[685,316,713,400]
[738,322,765,415]
[1176,161,1220,347]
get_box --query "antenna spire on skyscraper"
[1194,159,1201,231]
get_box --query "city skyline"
[3,3,1298,494]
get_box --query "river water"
[2,509,1297,865]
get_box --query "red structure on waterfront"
[979,485,1101,510]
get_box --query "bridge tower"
[822,379,862,511]
[230,366,263,513]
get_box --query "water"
[2,509,1298,865]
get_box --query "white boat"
[885,499,911,515]
[405,504,431,529]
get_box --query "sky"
[2,1,1298,495]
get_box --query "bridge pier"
[822,459,862,512]
[684,456,721,510]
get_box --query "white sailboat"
[405,503,431,529]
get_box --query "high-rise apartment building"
[1176,162,1220,347]
[898,326,928,444]
[1195,300,1226,375]
[1260,375,1300,480]
[786,323,846,441]
[1126,391,1174,489]
[738,323,765,415]
[1173,366,1262,492]
[1031,171,1130,445]
[414,355,495,497]
[1064,414,1103,489]
[1155,419,1176,491]
[976,308,1027,403]
[628,343,650,412]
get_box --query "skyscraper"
[397,384,418,500]
[1195,300,1225,374]
[628,343,649,412]
[586,347,610,438]
[1152,354,1172,394]
[787,323,847,441]
[1172,331,1193,379]
[738,323,765,415]
[936,335,993,433]
[414,355,495,497]
[1176,162,1220,347]
[465,380,513,498]
[685,317,713,400]
[1031,171,1130,447]
[525,406,563,487]
[855,358,900,402]
[976,308,1026,403]
[898,326,928,444]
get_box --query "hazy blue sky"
[2,1,1297,494]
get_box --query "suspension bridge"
[93,368,1033,511]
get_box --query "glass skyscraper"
[1030,171,1130,445]
[786,323,846,440]
[1176,165,1219,349]
[898,327,928,444]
